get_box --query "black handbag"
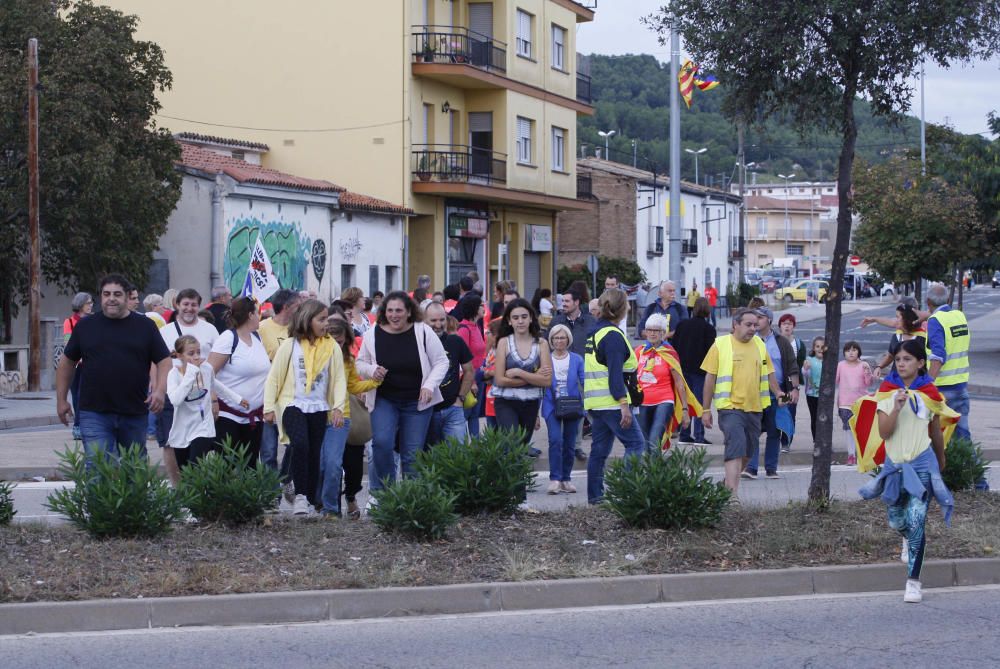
[554,395,584,419]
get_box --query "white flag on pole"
[241,236,282,302]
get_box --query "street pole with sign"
[586,254,599,301]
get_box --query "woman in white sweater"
[167,335,247,484]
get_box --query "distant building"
[558,158,742,295]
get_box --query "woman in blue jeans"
[357,292,449,493]
[541,324,584,494]
[584,289,648,504]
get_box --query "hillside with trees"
[579,54,924,185]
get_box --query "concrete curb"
[1,558,998,636]
[0,415,63,431]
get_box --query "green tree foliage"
[655,0,1000,503]
[0,0,181,318]
[556,256,646,293]
[854,156,985,286]
[579,54,922,184]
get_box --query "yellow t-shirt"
[701,337,774,412]
[258,318,290,362]
[877,393,932,464]
[687,290,700,308]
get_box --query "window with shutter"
[516,116,533,164]
[551,25,565,70]
[551,127,565,171]
[516,9,532,58]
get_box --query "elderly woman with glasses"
[634,313,689,450]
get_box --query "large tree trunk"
[808,86,859,504]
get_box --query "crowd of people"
[55,272,975,603]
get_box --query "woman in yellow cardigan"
[325,319,385,518]
[264,300,347,516]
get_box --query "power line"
[155,114,406,133]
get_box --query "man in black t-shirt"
[57,274,172,462]
[424,302,474,447]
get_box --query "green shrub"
[942,437,988,492]
[368,475,458,540]
[177,438,282,525]
[726,282,760,308]
[603,447,732,530]
[0,480,15,525]
[45,445,183,539]
[417,428,538,515]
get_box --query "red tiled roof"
[339,191,414,216]
[745,194,829,212]
[175,132,270,151]
[177,141,411,214]
[178,143,345,193]
[820,194,840,207]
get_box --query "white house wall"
[154,173,215,299]
[328,212,405,298]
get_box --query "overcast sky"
[576,1,1000,137]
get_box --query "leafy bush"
[368,475,458,540]
[45,445,183,539]
[177,438,282,525]
[0,480,15,525]
[557,256,647,294]
[942,437,988,492]
[603,447,732,530]
[726,282,760,308]
[417,428,538,515]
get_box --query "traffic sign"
[849,255,861,266]
[586,254,599,276]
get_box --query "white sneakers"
[292,494,313,516]
[904,579,922,603]
[547,481,561,495]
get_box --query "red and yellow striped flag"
[678,59,697,108]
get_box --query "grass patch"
[2,491,998,603]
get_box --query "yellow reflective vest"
[584,326,638,410]
[926,308,970,386]
[713,335,771,410]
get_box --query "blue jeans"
[637,402,674,450]
[939,384,971,440]
[746,401,780,475]
[428,405,469,447]
[78,411,148,464]
[587,408,648,504]
[546,413,581,482]
[370,396,433,491]
[679,372,705,442]
[260,422,279,470]
[318,419,350,515]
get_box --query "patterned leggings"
[887,471,930,580]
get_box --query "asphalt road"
[4,585,1000,668]
[792,287,1000,365]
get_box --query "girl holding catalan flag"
[854,339,959,604]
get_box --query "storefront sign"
[448,215,488,239]
[525,225,552,252]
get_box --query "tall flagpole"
[27,39,41,392]
[668,17,682,287]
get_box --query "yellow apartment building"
[101,0,597,296]
[745,195,831,273]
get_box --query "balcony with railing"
[729,237,745,259]
[576,72,592,104]
[412,144,506,186]
[681,229,698,256]
[412,26,507,78]
[752,229,830,241]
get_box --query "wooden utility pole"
[27,38,41,391]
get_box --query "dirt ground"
[1,491,997,603]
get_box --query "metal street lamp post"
[685,147,707,185]
[597,130,616,159]
[778,172,795,255]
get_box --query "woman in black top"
[671,297,716,444]
[357,292,449,494]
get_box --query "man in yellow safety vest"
[924,282,971,439]
[700,308,787,493]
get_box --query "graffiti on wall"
[339,231,363,262]
[223,218,312,296]
[311,240,326,282]
[0,370,25,396]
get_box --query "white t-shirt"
[211,329,271,422]
[539,298,554,317]
[160,318,219,359]
[166,363,242,448]
[290,340,330,413]
[552,353,570,397]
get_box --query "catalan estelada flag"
[849,372,959,472]
[678,60,720,108]
[651,348,703,450]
